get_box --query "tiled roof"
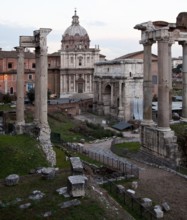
[115,50,158,60]
[0,50,35,59]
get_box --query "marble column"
[34,47,40,125]
[180,41,187,121]
[111,83,114,106]
[118,80,124,118]
[168,40,174,121]
[142,40,154,125]
[157,37,170,130]
[15,46,25,134]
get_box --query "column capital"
[141,39,155,46]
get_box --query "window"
[152,75,157,84]
[129,72,132,77]
[78,57,82,66]
[27,83,33,91]
[28,74,33,80]
[32,63,36,68]
[8,63,13,69]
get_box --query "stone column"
[34,47,40,125]
[142,40,154,125]
[97,79,103,115]
[168,40,174,121]
[118,80,124,118]
[157,35,170,130]
[15,46,25,134]
[111,83,114,106]
[180,41,187,121]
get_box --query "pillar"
[180,41,187,121]
[15,46,25,134]
[157,36,170,130]
[142,40,154,125]
[111,83,114,106]
[168,40,174,121]
[34,47,40,125]
[118,80,124,118]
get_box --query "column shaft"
[142,41,154,125]
[16,47,25,129]
[182,42,187,120]
[157,39,170,130]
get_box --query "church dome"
[61,10,90,50]
[64,11,88,36]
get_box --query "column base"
[141,120,155,126]
[157,126,171,132]
[118,107,124,119]
[15,121,25,134]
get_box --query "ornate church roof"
[64,10,88,37]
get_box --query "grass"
[0,104,15,111]
[0,171,108,220]
[111,142,140,157]
[0,135,49,179]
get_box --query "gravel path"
[83,139,187,220]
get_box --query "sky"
[0,0,186,60]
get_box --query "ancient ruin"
[15,28,56,166]
[134,12,187,166]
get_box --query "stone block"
[132,181,138,189]
[59,199,81,209]
[154,205,164,218]
[70,157,84,175]
[116,184,125,194]
[127,189,135,195]
[5,174,19,186]
[67,175,85,197]
[41,167,56,179]
[141,198,152,208]
[162,202,171,212]
[19,203,31,209]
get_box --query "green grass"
[111,142,140,157]
[0,172,108,220]
[0,104,15,111]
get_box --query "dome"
[63,10,88,37]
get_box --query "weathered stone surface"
[162,202,171,212]
[5,174,19,186]
[132,181,138,189]
[43,211,52,217]
[29,190,45,200]
[67,175,85,197]
[19,203,31,209]
[41,167,56,180]
[70,157,83,175]
[154,205,164,218]
[127,189,135,195]
[56,187,70,198]
[116,184,125,194]
[59,199,81,209]
[141,198,152,208]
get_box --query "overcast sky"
[0,0,186,59]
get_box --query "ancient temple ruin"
[134,12,187,166]
[15,28,56,166]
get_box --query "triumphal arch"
[15,28,56,166]
[134,12,187,166]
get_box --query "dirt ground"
[135,161,187,220]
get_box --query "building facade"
[58,10,103,98]
[0,49,35,96]
[93,59,144,121]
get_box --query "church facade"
[58,10,104,98]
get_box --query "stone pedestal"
[5,174,19,186]
[141,125,180,166]
[67,175,86,197]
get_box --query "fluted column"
[118,80,124,118]
[142,40,154,125]
[157,36,170,130]
[34,47,40,125]
[180,41,187,121]
[15,46,25,134]
[111,83,114,106]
